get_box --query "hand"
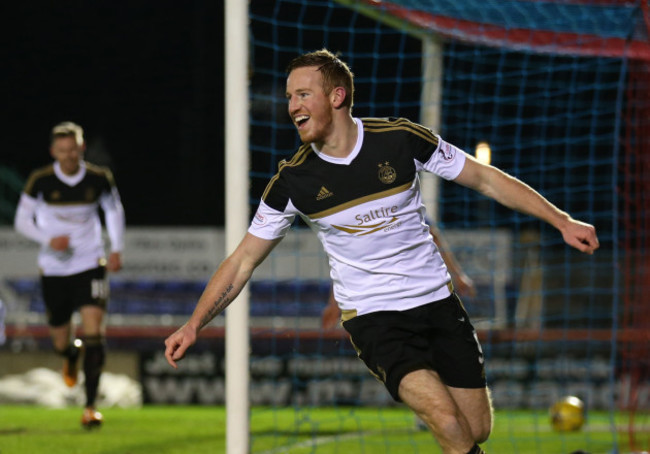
[453,272,477,298]
[106,252,122,272]
[49,235,70,251]
[164,323,198,369]
[561,219,599,255]
[321,297,341,330]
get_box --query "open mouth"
[294,115,309,128]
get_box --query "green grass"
[0,405,644,454]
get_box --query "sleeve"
[248,200,295,240]
[23,170,42,198]
[415,135,467,181]
[99,173,126,252]
[249,164,297,240]
[14,193,50,245]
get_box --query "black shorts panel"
[41,267,108,327]
[342,293,486,402]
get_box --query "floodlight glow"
[475,141,491,165]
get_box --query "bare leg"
[49,322,74,352]
[399,369,474,453]
[399,369,492,454]
[448,385,493,443]
[79,305,105,338]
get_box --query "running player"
[164,49,598,454]
[14,121,125,429]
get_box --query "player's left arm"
[429,224,476,297]
[100,185,126,272]
[321,285,341,330]
[453,154,599,255]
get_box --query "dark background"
[3,1,622,233]
[5,2,225,225]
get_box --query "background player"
[14,121,125,428]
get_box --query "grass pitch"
[0,405,642,453]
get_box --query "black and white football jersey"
[15,161,125,276]
[249,117,467,315]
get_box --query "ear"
[330,86,347,109]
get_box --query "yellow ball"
[550,396,585,432]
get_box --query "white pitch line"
[254,428,415,454]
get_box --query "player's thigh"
[398,369,457,415]
[41,275,75,327]
[76,267,108,336]
[447,385,493,441]
[71,267,108,309]
[79,305,106,337]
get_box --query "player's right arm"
[164,233,281,368]
[14,193,69,249]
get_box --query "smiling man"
[164,49,599,454]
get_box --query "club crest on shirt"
[50,190,61,201]
[253,211,267,226]
[439,142,456,161]
[377,161,396,184]
[85,187,96,202]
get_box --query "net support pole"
[419,37,443,227]
[225,1,250,453]
[420,37,507,327]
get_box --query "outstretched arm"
[164,233,281,368]
[453,154,599,254]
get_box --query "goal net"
[241,1,650,452]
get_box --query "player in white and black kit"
[14,121,125,429]
[321,216,477,331]
[164,50,599,454]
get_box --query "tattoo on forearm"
[200,284,234,328]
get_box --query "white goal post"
[223,3,509,450]
[225,1,250,453]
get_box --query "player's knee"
[472,388,493,443]
[474,426,491,444]
[82,334,104,345]
[423,408,467,440]
[472,413,493,443]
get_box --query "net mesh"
[247,1,650,452]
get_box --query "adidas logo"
[316,186,333,200]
